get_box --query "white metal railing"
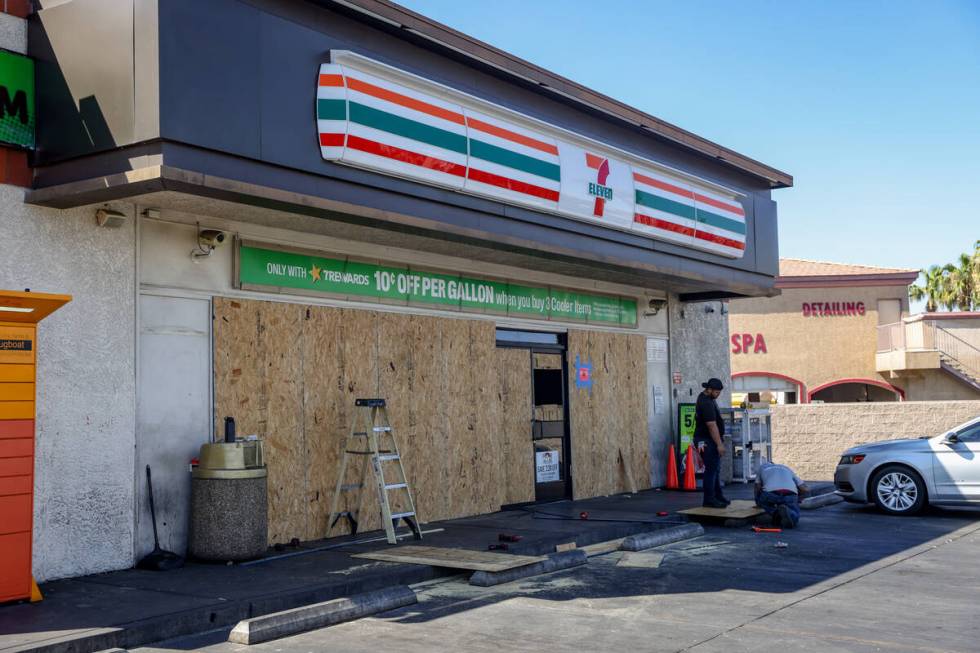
[877,322,905,352]
[877,321,937,352]
[935,326,980,381]
[878,320,980,381]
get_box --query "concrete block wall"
[771,401,980,480]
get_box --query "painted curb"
[802,493,844,510]
[227,586,417,645]
[619,523,704,551]
[469,550,587,587]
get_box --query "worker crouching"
[754,459,810,528]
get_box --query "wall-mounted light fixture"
[95,208,126,228]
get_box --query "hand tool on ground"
[498,533,523,542]
[488,543,509,551]
[136,465,185,571]
[752,526,782,533]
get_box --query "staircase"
[935,326,980,392]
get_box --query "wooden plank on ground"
[353,545,546,572]
[580,538,625,557]
[678,499,763,520]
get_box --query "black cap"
[702,378,724,390]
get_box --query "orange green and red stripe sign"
[316,62,746,258]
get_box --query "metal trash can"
[189,439,267,561]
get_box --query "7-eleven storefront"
[18,0,790,580]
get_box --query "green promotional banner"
[239,245,637,326]
[0,51,34,148]
[678,403,696,453]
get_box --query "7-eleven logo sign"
[585,152,613,217]
[556,142,633,229]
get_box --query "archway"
[732,372,806,405]
[808,378,905,403]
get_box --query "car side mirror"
[944,432,959,444]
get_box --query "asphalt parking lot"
[135,500,980,653]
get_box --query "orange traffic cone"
[682,445,697,491]
[666,444,679,490]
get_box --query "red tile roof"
[779,258,919,277]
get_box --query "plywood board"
[533,353,562,370]
[568,330,650,499]
[497,348,533,505]
[217,297,655,546]
[214,298,264,440]
[303,305,346,539]
[617,551,664,568]
[259,301,308,544]
[408,315,448,524]
[678,500,763,520]
[353,545,545,572]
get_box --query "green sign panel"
[239,245,637,326]
[678,402,696,454]
[0,51,33,149]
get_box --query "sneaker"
[777,505,794,529]
[717,495,732,506]
[703,499,728,509]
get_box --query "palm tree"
[944,253,975,311]
[910,265,953,312]
[972,240,980,309]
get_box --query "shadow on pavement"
[3,485,978,653]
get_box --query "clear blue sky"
[398,0,980,283]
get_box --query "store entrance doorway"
[496,329,571,502]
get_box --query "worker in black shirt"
[693,378,730,508]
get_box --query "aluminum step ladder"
[327,398,422,545]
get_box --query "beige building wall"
[900,369,980,401]
[729,285,910,399]
[771,402,980,479]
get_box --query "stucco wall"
[770,401,980,480]
[899,370,980,402]
[932,319,980,350]
[0,186,136,581]
[669,296,732,406]
[729,285,910,398]
[668,296,733,481]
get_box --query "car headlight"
[839,454,866,465]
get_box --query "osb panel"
[218,298,606,544]
[568,329,650,499]
[470,321,503,514]
[443,319,474,519]
[302,305,345,539]
[408,315,449,523]
[378,312,416,520]
[533,353,562,370]
[497,348,533,504]
[213,298,264,439]
[259,301,308,545]
[568,329,597,498]
[338,308,383,532]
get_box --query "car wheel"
[870,465,926,515]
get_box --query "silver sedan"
[834,415,980,515]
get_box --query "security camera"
[198,230,227,249]
[644,298,668,316]
[191,227,228,260]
